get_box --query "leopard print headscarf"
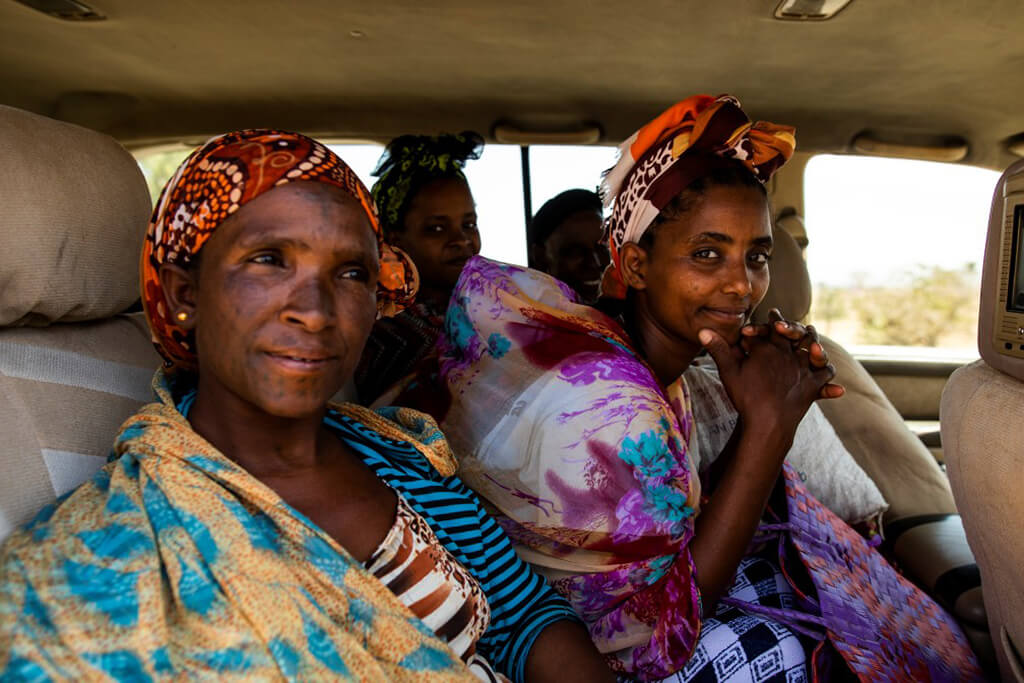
[601,95,796,299]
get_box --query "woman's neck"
[624,294,702,388]
[187,381,331,480]
[415,283,452,313]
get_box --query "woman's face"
[542,209,609,303]
[632,184,772,349]
[392,177,480,295]
[186,181,379,418]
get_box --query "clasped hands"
[740,308,844,400]
[699,308,845,408]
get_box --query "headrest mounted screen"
[979,158,1024,379]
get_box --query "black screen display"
[1010,205,1024,313]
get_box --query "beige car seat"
[756,224,994,670]
[942,158,1024,682]
[0,106,160,543]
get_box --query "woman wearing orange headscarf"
[435,96,983,681]
[0,130,612,682]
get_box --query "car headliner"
[2,0,1022,168]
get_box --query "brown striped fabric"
[365,495,508,682]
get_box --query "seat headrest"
[0,105,151,327]
[752,224,812,323]
[979,158,1024,380]
[775,210,809,249]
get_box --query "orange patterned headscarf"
[141,129,418,371]
[601,95,796,298]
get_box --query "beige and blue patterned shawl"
[0,370,474,682]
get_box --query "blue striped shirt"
[323,410,580,683]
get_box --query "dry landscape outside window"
[137,146,192,201]
[804,155,999,359]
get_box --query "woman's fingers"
[699,328,741,379]
[807,340,830,369]
[767,317,831,370]
[819,383,846,399]
[803,325,830,369]
[767,324,800,352]
[764,309,809,342]
[741,322,773,337]
[797,361,839,403]
[774,320,811,341]
[771,315,819,353]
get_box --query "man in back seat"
[527,189,608,304]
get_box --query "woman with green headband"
[354,132,484,405]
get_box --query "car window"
[527,144,619,208]
[136,145,193,201]
[804,154,1000,360]
[461,144,527,265]
[136,142,528,266]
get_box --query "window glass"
[332,143,527,265]
[462,144,527,265]
[136,145,193,201]
[327,143,385,186]
[804,154,999,359]
[527,144,619,209]
[135,141,527,266]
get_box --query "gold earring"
[176,311,188,322]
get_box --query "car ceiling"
[2,0,1023,168]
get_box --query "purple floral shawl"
[436,257,703,676]
[436,256,984,682]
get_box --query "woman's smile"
[698,305,751,325]
[186,181,380,418]
[443,250,474,268]
[263,348,339,373]
[624,183,772,369]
